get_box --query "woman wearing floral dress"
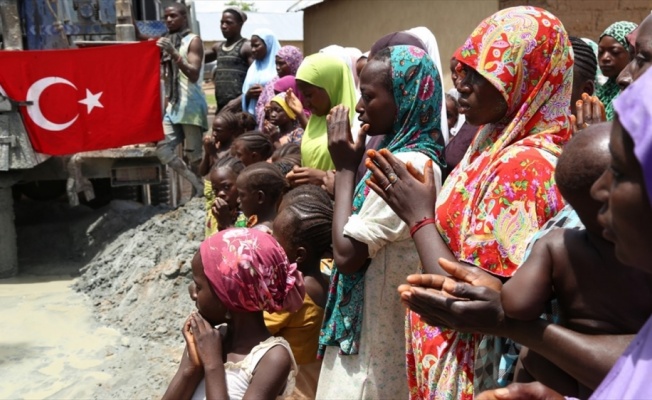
[367,6,572,399]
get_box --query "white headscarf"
[405,27,450,144]
[447,88,467,137]
[319,45,361,90]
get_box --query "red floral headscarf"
[438,6,573,276]
[200,228,305,313]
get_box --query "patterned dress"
[405,7,573,399]
[317,46,445,399]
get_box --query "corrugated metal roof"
[287,0,324,12]
[197,12,303,41]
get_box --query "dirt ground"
[0,83,218,399]
[0,197,206,399]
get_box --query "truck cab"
[0,0,200,277]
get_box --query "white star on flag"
[79,89,103,114]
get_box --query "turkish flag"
[0,41,163,155]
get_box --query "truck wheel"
[150,174,172,206]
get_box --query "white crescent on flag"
[26,77,79,132]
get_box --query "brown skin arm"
[401,259,634,390]
[241,40,254,66]
[190,313,229,400]
[243,346,293,400]
[366,149,455,274]
[163,316,205,400]
[286,166,327,187]
[327,106,370,275]
[204,42,219,63]
[199,135,217,177]
[501,235,555,321]
[162,347,204,400]
[179,36,204,84]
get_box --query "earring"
[225,310,232,320]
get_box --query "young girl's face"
[210,167,239,210]
[235,176,260,218]
[232,140,257,166]
[269,101,291,127]
[189,252,228,325]
[297,80,331,116]
[212,117,232,144]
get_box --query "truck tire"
[150,173,172,206]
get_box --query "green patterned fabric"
[319,45,446,356]
[597,21,638,121]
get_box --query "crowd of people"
[153,2,652,399]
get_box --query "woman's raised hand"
[572,93,606,132]
[366,148,436,225]
[285,88,304,115]
[326,105,367,170]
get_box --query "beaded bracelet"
[410,217,437,237]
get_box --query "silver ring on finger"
[388,172,398,184]
[383,182,393,192]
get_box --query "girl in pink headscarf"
[163,228,305,400]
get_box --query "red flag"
[0,41,163,155]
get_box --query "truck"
[0,0,201,277]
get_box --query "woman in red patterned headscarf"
[367,6,573,399]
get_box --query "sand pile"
[69,197,206,398]
[74,198,204,346]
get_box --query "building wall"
[303,0,499,90]
[499,0,651,40]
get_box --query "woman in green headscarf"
[596,21,638,121]
[285,53,358,186]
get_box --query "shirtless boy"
[501,122,652,398]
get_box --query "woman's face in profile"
[455,63,508,126]
[296,80,331,117]
[591,118,652,270]
[355,59,397,136]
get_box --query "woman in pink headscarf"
[163,228,305,400]
[255,45,303,131]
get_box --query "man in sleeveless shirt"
[156,2,208,195]
[204,7,253,114]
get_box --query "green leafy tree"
[225,1,257,12]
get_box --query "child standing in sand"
[501,124,652,398]
[162,228,305,400]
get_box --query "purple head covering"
[276,45,303,76]
[273,75,308,115]
[274,75,298,93]
[369,31,426,58]
[613,67,652,206]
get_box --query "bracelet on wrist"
[410,217,436,237]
